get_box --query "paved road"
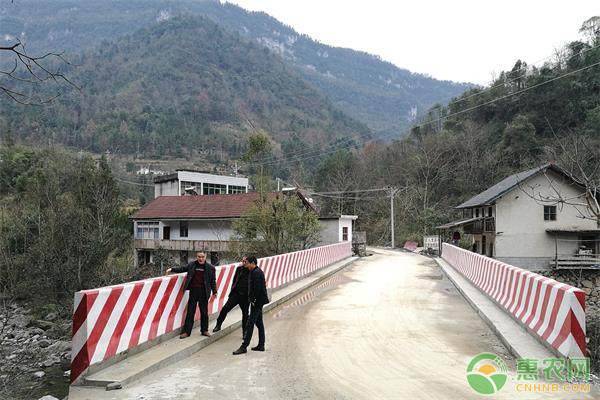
[72,249,596,399]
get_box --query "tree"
[232,192,320,257]
[0,41,76,105]
[0,147,131,300]
[501,115,539,167]
[242,131,273,193]
[580,16,600,44]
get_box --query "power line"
[444,41,600,108]
[252,58,600,169]
[114,177,154,187]
[308,188,389,195]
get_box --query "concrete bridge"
[68,244,597,399]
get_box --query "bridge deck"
[70,249,596,399]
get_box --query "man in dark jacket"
[233,255,269,355]
[166,251,217,339]
[213,257,250,334]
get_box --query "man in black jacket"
[166,251,217,339]
[233,255,269,355]
[212,257,249,335]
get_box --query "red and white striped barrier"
[403,241,418,252]
[71,242,352,383]
[442,243,586,358]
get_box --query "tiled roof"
[131,192,308,220]
[456,163,580,209]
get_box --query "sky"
[225,0,599,85]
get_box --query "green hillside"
[0,16,368,158]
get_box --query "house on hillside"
[153,169,249,198]
[438,164,600,270]
[131,190,357,266]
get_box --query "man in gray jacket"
[167,251,217,339]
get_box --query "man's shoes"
[201,331,211,337]
[212,324,222,333]
[251,345,265,352]
[232,346,247,355]
[179,333,190,339]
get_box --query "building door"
[481,235,487,256]
[163,226,170,240]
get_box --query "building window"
[544,205,557,221]
[228,185,246,194]
[180,181,200,195]
[342,226,349,241]
[203,183,226,195]
[136,222,159,239]
[475,208,480,217]
[487,207,492,217]
[180,221,189,238]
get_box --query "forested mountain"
[0,0,472,136]
[0,16,368,158]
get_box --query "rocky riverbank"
[0,301,71,400]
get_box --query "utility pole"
[387,186,400,248]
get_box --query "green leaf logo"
[466,353,508,395]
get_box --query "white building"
[153,169,248,198]
[438,164,599,270]
[131,190,356,266]
[318,215,357,245]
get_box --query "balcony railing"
[464,217,495,234]
[134,239,230,252]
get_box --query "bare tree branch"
[0,40,79,105]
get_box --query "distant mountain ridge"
[0,16,368,158]
[0,0,473,137]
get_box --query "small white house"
[153,169,249,198]
[318,215,357,245]
[438,164,599,270]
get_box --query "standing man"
[166,251,217,339]
[213,257,250,335]
[233,255,269,354]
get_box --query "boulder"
[37,339,51,348]
[44,312,58,321]
[582,280,594,289]
[41,354,61,367]
[38,396,59,400]
[8,314,31,329]
[47,340,71,353]
[32,371,45,379]
[32,320,56,331]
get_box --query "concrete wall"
[495,170,596,262]
[318,217,355,245]
[154,180,179,197]
[164,220,234,241]
[319,220,340,245]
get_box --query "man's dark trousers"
[216,294,249,335]
[183,287,209,335]
[242,304,265,347]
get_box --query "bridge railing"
[442,243,586,358]
[70,242,352,384]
